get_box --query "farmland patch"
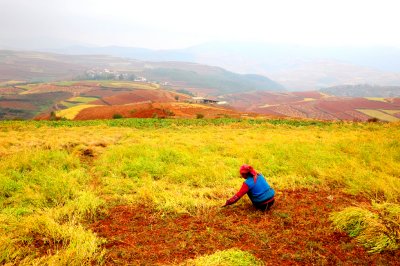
[357,109,399,122]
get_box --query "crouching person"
[224,164,275,211]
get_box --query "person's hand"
[223,199,231,207]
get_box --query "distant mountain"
[46,43,400,90]
[320,84,400,97]
[47,45,195,62]
[0,50,284,94]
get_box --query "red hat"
[239,164,258,182]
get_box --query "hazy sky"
[1,0,400,49]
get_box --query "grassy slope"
[0,119,399,265]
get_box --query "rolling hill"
[48,43,400,90]
[0,50,284,93]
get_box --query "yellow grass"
[357,109,399,122]
[0,80,26,87]
[365,97,387,102]
[381,109,400,115]
[302,98,315,102]
[56,104,101,119]
[180,248,263,265]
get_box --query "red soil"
[226,92,400,121]
[74,102,243,120]
[0,101,36,110]
[0,87,24,95]
[392,98,400,106]
[91,90,190,105]
[317,98,397,113]
[227,92,303,109]
[264,105,308,118]
[82,89,133,98]
[34,113,52,120]
[291,103,338,120]
[91,189,399,265]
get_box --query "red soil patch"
[0,87,24,95]
[82,89,133,98]
[264,104,308,118]
[74,102,243,120]
[227,92,303,110]
[343,110,371,121]
[317,98,397,113]
[92,90,190,105]
[392,98,400,106]
[91,189,399,265]
[34,113,52,120]
[0,101,36,110]
[227,92,400,121]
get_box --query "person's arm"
[224,183,249,206]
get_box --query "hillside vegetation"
[0,119,399,265]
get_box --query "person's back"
[224,164,275,211]
[245,173,275,204]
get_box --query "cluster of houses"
[82,69,228,105]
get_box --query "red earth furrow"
[90,189,399,265]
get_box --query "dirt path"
[91,189,399,265]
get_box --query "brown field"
[91,90,191,105]
[0,101,36,110]
[0,87,24,95]
[74,102,244,120]
[91,189,399,265]
[225,92,400,121]
[392,98,400,105]
[81,89,133,98]
[2,79,400,122]
[292,103,338,120]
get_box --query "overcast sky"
[1,0,400,49]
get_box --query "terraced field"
[1,80,400,121]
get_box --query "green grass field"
[0,118,399,265]
[98,80,160,90]
[60,97,99,108]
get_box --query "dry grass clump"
[180,249,264,266]
[330,202,400,253]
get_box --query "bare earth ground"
[91,189,399,265]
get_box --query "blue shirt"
[244,173,275,204]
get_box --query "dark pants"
[254,198,275,211]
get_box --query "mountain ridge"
[0,49,284,94]
[43,43,400,90]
